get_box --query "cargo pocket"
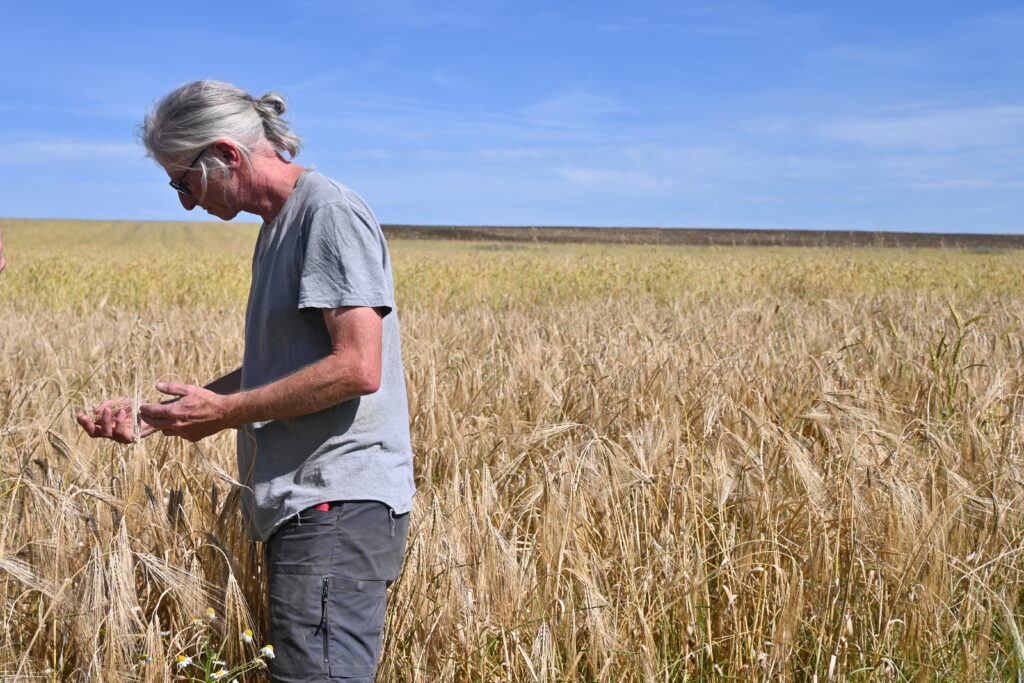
[327,576,388,678]
[266,571,331,680]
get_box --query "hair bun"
[258,92,287,116]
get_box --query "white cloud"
[280,73,344,94]
[889,178,1024,191]
[661,1,821,38]
[477,147,555,160]
[334,148,396,162]
[296,0,522,33]
[556,166,671,190]
[963,8,1024,39]
[817,44,923,69]
[0,141,140,163]
[520,91,623,126]
[820,105,1024,150]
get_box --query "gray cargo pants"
[265,501,410,682]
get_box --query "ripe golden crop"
[1,219,1023,680]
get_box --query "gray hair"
[140,80,302,191]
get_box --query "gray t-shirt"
[236,170,415,541]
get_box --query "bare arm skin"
[137,307,383,442]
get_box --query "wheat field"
[1,219,1023,681]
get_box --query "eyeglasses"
[168,146,210,197]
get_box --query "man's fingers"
[157,425,191,440]
[140,415,186,430]
[97,396,130,411]
[75,412,99,438]
[160,428,201,443]
[139,402,177,420]
[80,384,211,444]
[76,408,142,444]
[156,382,191,397]
[113,409,136,443]
[98,408,115,438]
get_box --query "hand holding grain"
[139,382,234,443]
[75,397,156,444]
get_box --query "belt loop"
[388,507,395,537]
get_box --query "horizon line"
[1,216,1022,238]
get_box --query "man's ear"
[212,140,242,169]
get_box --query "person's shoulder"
[302,171,366,208]
[302,171,378,227]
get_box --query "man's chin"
[207,209,239,221]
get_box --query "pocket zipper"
[320,576,330,664]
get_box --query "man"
[76,80,414,683]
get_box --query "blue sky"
[1,1,1022,233]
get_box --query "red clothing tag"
[311,503,331,511]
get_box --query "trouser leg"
[265,502,410,683]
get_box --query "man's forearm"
[223,353,378,426]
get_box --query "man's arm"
[75,366,243,444]
[139,307,382,442]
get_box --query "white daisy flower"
[175,655,192,670]
[211,670,229,679]
[260,644,275,659]
[241,629,254,643]
[206,607,216,620]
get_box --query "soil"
[382,224,1024,250]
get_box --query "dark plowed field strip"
[383,224,1024,250]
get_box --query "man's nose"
[178,192,198,211]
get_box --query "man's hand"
[76,397,157,444]
[139,382,235,442]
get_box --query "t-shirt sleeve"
[298,201,394,315]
